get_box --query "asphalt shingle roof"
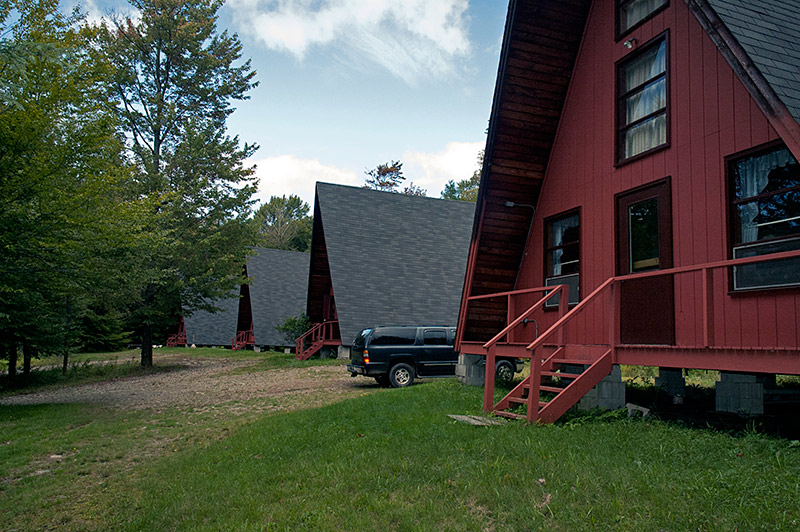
[184,292,239,347]
[314,182,475,345]
[184,248,309,347]
[707,0,800,124]
[249,247,310,347]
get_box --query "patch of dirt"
[0,353,370,414]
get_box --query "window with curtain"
[618,0,668,35]
[545,212,580,307]
[617,36,668,163]
[730,144,800,290]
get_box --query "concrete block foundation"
[715,372,776,415]
[575,365,625,411]
[456,354,486,386]
[655,367,686,404]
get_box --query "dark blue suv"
[347,326,523,388]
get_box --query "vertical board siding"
[510,0,800,355]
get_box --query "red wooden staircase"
[492,345,612,423]
[166,318,187,347]
[462,280,617,424]
[231,326,254,351]
[295,320,338,360]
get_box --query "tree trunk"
[141,326,153,367]
[22,342,31,377]
[7,343,17,379]
[63,296,71,374]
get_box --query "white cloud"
[250,154,360,207]
[403,140,483,197]
[77,0,140,28]
[228,0,471,85]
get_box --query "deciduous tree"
[99,0,260,366]
[364,160,426,196]
[255,195,312,252]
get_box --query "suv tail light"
[363,350,369,363]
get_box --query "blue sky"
[81,0,508,207]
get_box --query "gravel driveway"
[0,353,367,414]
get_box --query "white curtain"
[737,148,794,243]
[551,216,578,276]
[621,0,666,32]
[622,41,666,158]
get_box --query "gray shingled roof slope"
[707,0,800,123]
[249,247,310,347]
[316,183,475,345]
[184,292,239,347]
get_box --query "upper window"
[729,144,800,290]
[545,212,580,307]
[618,0,668,36]
[617,36,668,164]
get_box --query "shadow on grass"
[0,361,183,396]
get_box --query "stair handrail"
[295,320,339,356]
[482,285,566,349]
[527,277,615,352]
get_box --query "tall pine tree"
[99,0,260,366]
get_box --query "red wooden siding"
[505,0,799,359]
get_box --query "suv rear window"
[369,328,417,346]
[353,329,371,349]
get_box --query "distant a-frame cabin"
[183,248,309,351]
[457,0,800,422]
[296,182,475,359]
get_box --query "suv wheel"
[388,363,415,388]
[495,359,515,386]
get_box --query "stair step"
[506,397,549,407]
[494,410,526,420]
[551,358,597,366]
[541,371,582,379]
[540,385,565,394]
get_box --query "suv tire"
[495,359,515,386]
[388,363,415,388]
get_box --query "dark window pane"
[625,78,666,125]
[629,198,660,272]
[545,273,580,307]
[733,238,800,290]
[620,0,667,33]
[547,214,579,248]
[423,330,448,346]
[734,148,799,201]
[369,328,417,346]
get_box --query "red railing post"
[702,267,715,347]
[558,285,568,345]
[506,294,514,343]
[527,346,541,423]
[609,280,619,361]
[484,344,496,413]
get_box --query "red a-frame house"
[457,0,800,422]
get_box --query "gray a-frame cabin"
[183,247,309,350]
[296,182,475,359]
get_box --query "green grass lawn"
[4,371,799,531]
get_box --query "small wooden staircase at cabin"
[295,320,338,360]
[231,328,254,351]
[492,344,613,424]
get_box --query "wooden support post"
[484,345,497,413]
[507,294,514,344]
[608,281,619,362]
[526,346,542,423]
[558,285,568,345]
[702,268,715,347]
